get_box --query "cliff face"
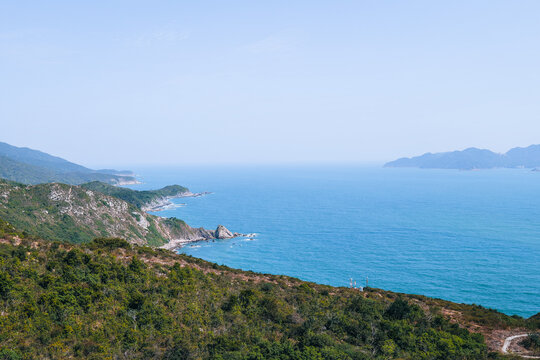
[216,224,234,238]
[0,180,234,246]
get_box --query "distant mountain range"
[0,141,137,185]
[385,145,540,170]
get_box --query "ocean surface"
[128,165,540,317]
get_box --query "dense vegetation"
[520,334,540,355]
[1,216,537,359]
[0,156,127,186]
[80,181,189,209]
[0,141,136,185]
[0,180,198,246]
[0,236,495,359]
[0,174,538,359]
[0,218,28,240]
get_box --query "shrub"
[90,237,130,249]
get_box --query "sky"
[1,1,540,167]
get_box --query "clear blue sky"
[1,1,540,167]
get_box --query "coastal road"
[502,334,540,359]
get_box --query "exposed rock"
[142,191,211,212]
[215,225,234,239]
[132,212,150,229]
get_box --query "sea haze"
[128,165,540,317]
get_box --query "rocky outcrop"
[215,224,234,239]
[141,191,212,212]
[159,223,245,250]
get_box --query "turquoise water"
[129,165,539,317]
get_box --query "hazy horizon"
[4,139,540,170]
[2,1,540,167]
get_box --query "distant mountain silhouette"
[385,145,540,170]
[0,141,136,185]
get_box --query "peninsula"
[0,179,239,248]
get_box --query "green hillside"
[0,142,137,185]
[0,155,60,185]
[80,181,188,209]
[0,142,90,173]
[0,231,513,360]
[0,209,537,358]
[0,155,135,186]
[0,180,213,246]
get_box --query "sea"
[127,165,540,318]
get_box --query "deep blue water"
[128,165,540,317]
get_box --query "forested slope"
[0,221,537,359]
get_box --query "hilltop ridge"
[80,181,190,210]
[385,144,540,170]
[0,141,137,185]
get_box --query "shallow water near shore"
[128,165,540,317]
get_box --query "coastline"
[160,229,256,251]
[142,191,211,212]
[115,179,141,186]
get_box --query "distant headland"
[0,141,138,185]
[385,144,540,170]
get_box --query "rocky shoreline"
[115,179,142,186]
[160,224,255,251]
[139,189,254,251]
[142,191,212,212]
